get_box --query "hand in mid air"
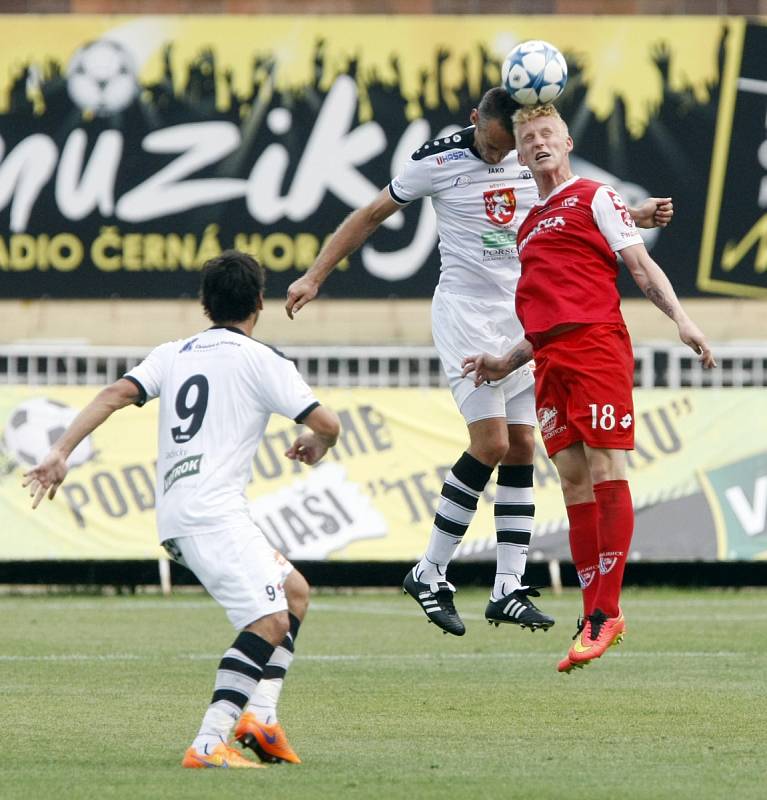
[22,449,69,509]
[634,197,674,229]
[285,275,320,320]
[285,432,331,465]
[460,353,510,387]
[677,318,717,369]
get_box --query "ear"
[565,136,574,154]
[469,108,479,125]
[256,292,264,311]
[517,148,528,167]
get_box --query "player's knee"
[559,476,593,506]
[472,434,508,465]
[245,610,290,645]
[505,427,535,463]
[284,570,310,620]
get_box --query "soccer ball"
[1,397,94,469]
[67,39,139,117]
[501,40,568,106]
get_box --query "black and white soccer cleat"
[485,586,555,631]
[403,570,466,636]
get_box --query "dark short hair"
[200,250,266,324]
[477,87,520,136]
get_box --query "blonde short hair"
[512,104,569,138]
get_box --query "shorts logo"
[484,188,516,225]
[599,552,623,575]
[620,413,633,429]
[537,406,559,433]
[164,454,203,493]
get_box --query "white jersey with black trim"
[124,327,318,542]
[388,126,538,300]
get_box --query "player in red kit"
[462,104,716,673]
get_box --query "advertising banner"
[0,15,764,299]
[1,386,765,561]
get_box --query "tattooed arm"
[461,340,534,387]
[621,243,717,368]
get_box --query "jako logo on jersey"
[561,196,579,208]
[518,216,566,252]
[483,188,516,225]
[453,175,472,187]
[436,151,467,165]
[179,338,198,353]
[164,454,203,493]
[488,167,504,174]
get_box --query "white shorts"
[431,286,536,424]
[163,525,293,630]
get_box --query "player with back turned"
[462,104,716,672]
[23,250,340,766]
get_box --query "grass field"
[2,587,766,800]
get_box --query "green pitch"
[3,587,766,800]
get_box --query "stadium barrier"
[2,342,767,388]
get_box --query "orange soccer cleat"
[235,712,302,764]
[558,610,626,673]
[181,741,265,769]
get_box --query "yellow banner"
[1,387,765,561]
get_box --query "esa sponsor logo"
[436,151,467,165]
[482,230,517,249]
[453,175,472,187]
[180,338,198,353]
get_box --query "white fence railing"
[1,342,766,388]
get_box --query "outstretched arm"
[621,243,716,368]
[461,340,534,387]
[629,196,673,229]
[285,405,341,465]
[285,188,402,319]
[22,378,140,508]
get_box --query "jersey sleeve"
[388,156,433,205]
[591,185,645,253]
[123,342,173,406]
[256,350,321,422]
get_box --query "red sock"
[593,480,634,618]
[566,501,600,616]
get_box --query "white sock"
[246,678,283,724]
[492,464,534,601]
[416,452,493,583]
[192,706,235,752]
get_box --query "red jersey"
[515,177,644,336]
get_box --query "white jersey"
[125,327,318,542]
[389,126,538,300]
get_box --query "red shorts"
[532,323,635,457]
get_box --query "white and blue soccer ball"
[501,40,568,106]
